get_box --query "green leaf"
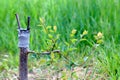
[50,52,55,59]
[97,39,103,44]
[39,59,46,64]
[71,39,77,43]
[48,34,53,39]
[64,42,70,46]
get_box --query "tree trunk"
[19,48,28,80]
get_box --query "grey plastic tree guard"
[18,29,30,48]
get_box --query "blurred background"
[0,0,120,53]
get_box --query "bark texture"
[19,48,28,80]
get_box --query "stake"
[15,14,30,80]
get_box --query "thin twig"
[27,17,30,30]
[15,14,21,29]
[28,50,60,55]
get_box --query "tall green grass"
[0,0,120,52]
[0,0,120,79]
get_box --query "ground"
[1,65,108,80]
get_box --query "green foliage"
[31,19,104,79]
[97,41,120,80]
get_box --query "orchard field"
[0,0,120,79]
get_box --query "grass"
[0,0,120,79]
